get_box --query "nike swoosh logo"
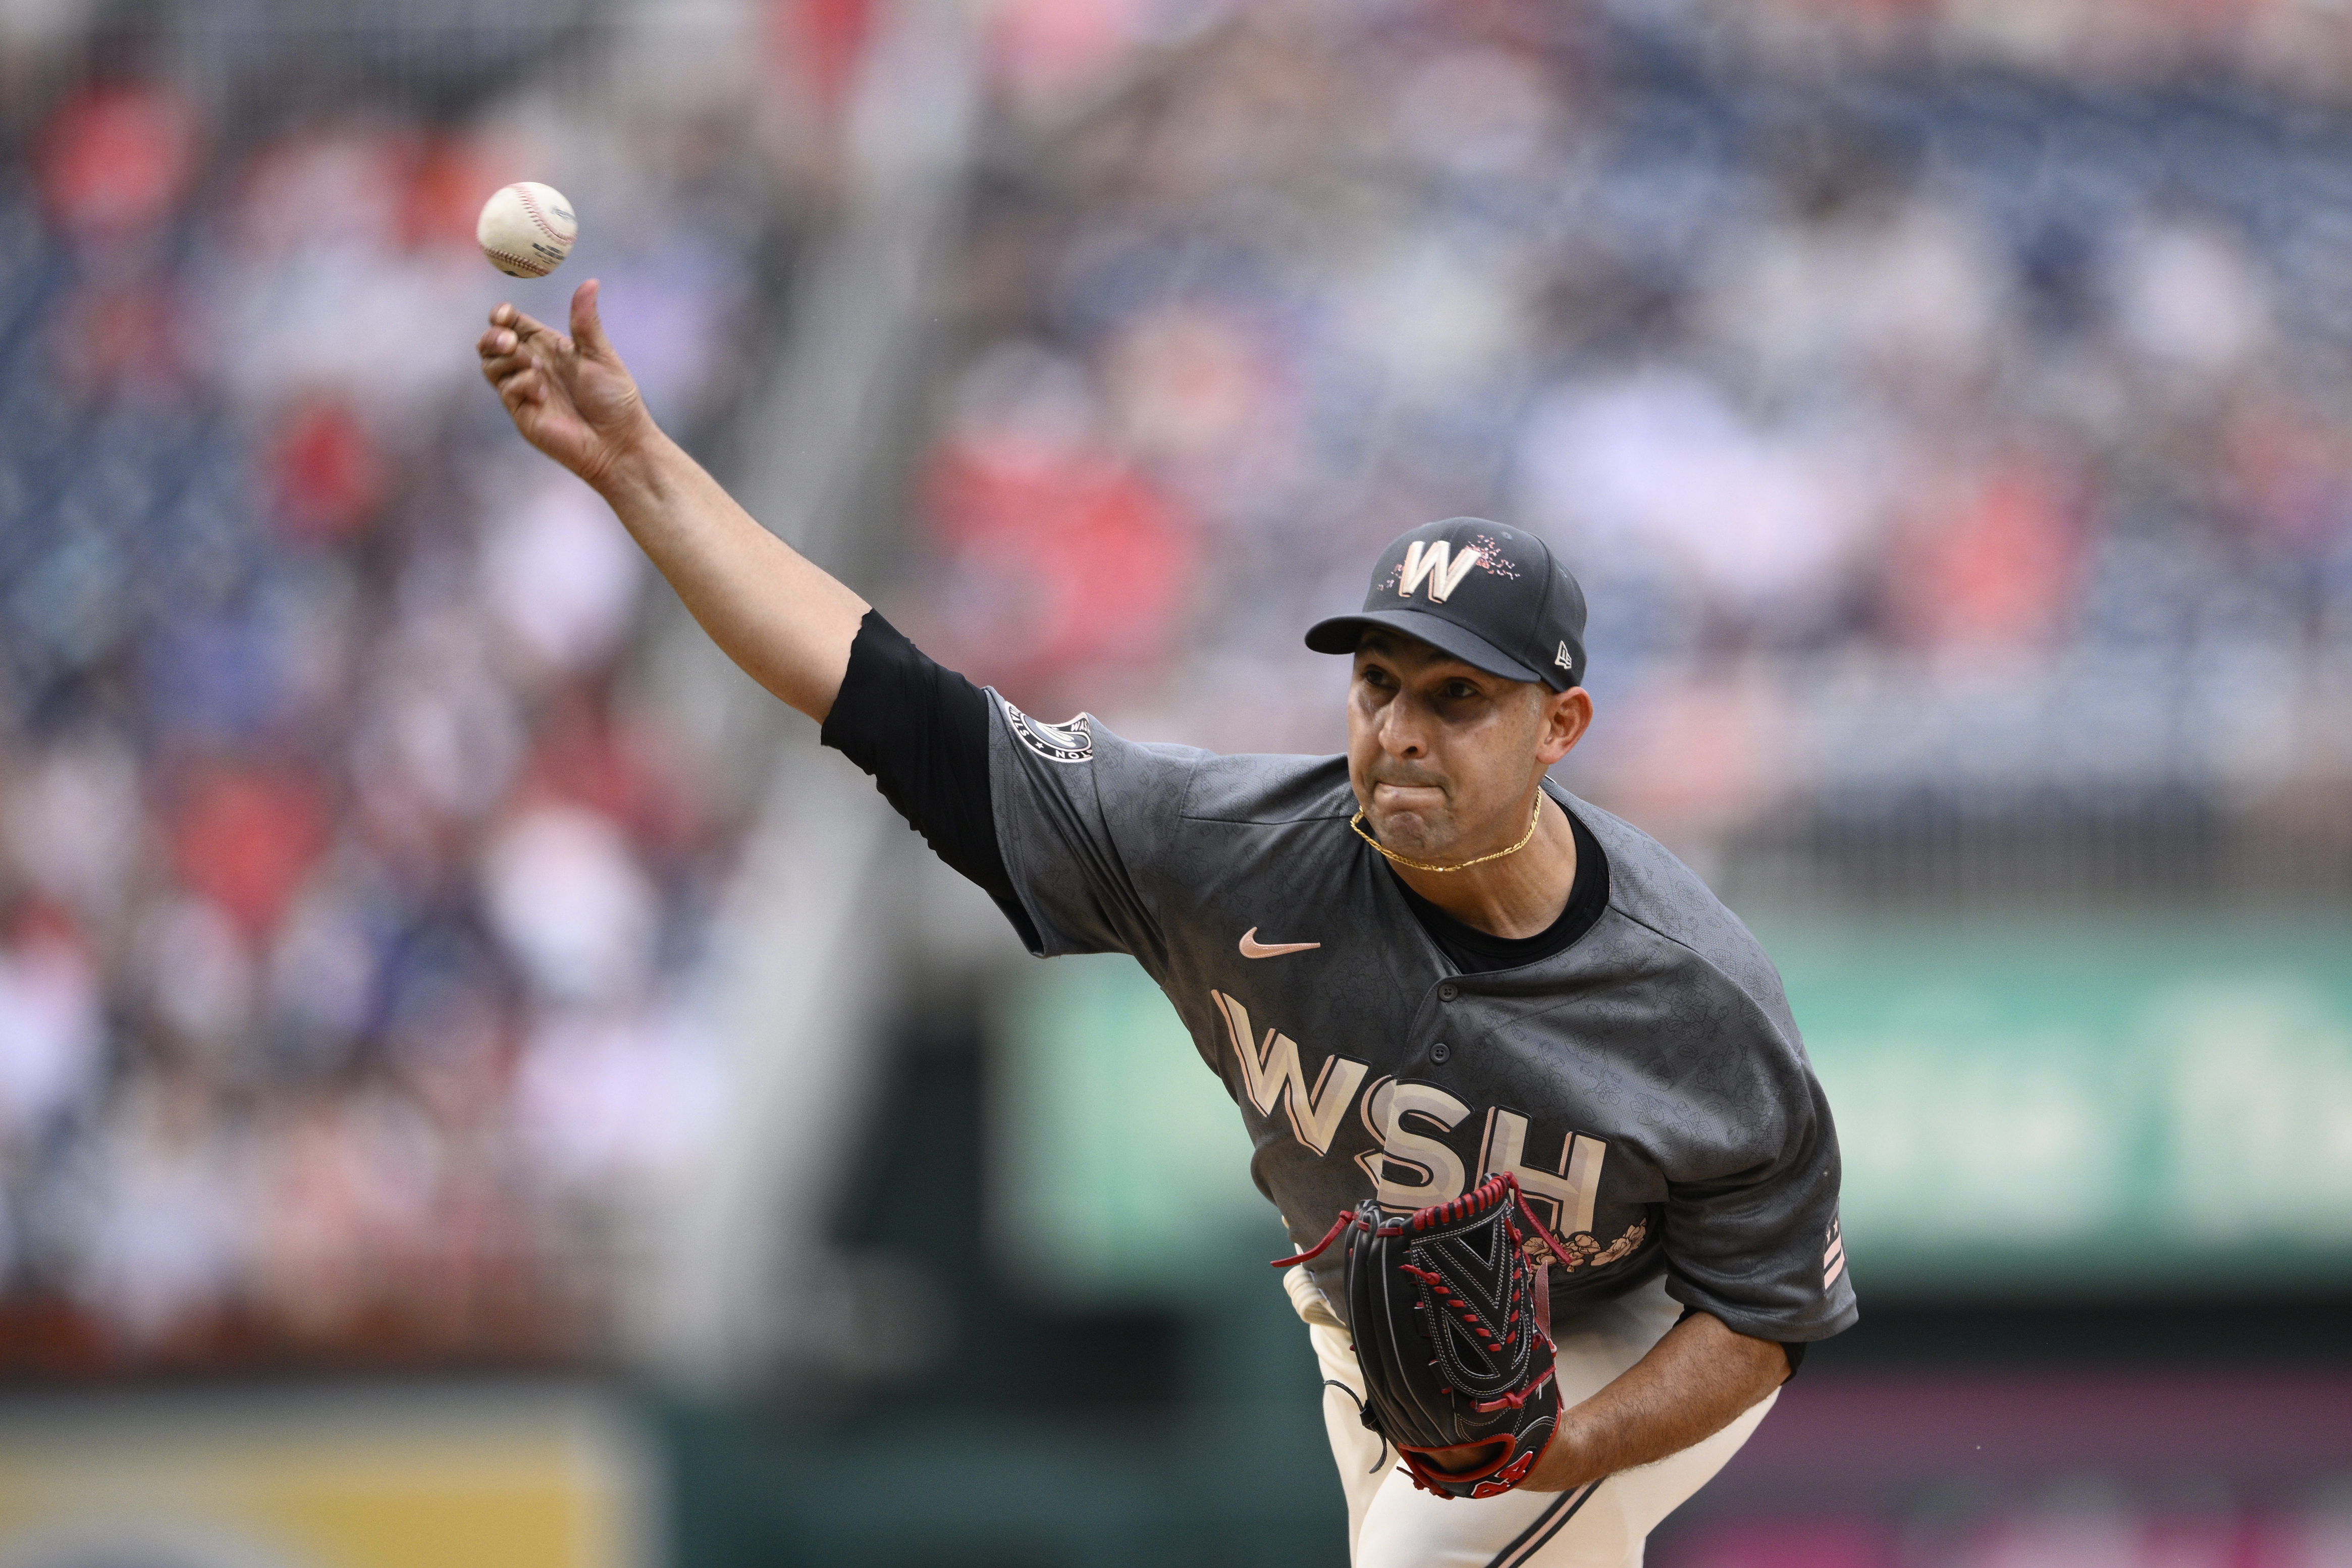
[1240,928,1321,959]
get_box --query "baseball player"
[478,284,1857,1567]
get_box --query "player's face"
[1346,632,1586,859]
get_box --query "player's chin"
[1367,806,1448,853]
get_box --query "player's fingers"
[480,339,536,379]
[476,326,521,361]
[482,358,532,396]
[569,279,615,359]
[497,366,545,410]
[490,353,540,389]
[499,305,559,344]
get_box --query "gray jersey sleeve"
[1649,977,1854,1342]
[1580,808,1858,1341]
[984,692,1203,960]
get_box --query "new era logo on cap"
[1304,517,1588,692]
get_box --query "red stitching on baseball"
[485,245,551,276]
[513,185,572,246]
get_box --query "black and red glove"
[1277,1172,1570,1499]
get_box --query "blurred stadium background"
[1,0,2349,1564]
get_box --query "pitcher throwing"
[478,282,1857,1567]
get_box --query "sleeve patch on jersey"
[1530,1219,1647,1272]
[1005,701,1094,764]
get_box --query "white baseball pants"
[1286,1267,1778,1568]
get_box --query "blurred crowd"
[0,13,813,1369]
[916,0,2352,870]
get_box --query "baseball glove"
[1275,1172,1571,1500]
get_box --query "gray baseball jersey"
[987,692,1858,1343]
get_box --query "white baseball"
[477,181,577,278]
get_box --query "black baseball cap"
[1305,518,1588,691]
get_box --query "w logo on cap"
[1305,517,1585,692]
[1397,540,1481,604]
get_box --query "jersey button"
[1431,1041,1452,1064]
[1438,983,1459,1001]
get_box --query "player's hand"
[476,280,655,491]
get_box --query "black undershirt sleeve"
[818,610,1041,951]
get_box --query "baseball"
[476,181,577,278]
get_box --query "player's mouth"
[1368,779,1449,818]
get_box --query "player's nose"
[1376,703,1427,758]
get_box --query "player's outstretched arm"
[476,281,870,721]
[1521,1311,1789,1492]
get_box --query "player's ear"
[1533,686,1591,767]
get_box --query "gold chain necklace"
[1350,797,1544,874]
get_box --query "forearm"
[1523,1311,1788,1492]
[594,427,870,722]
